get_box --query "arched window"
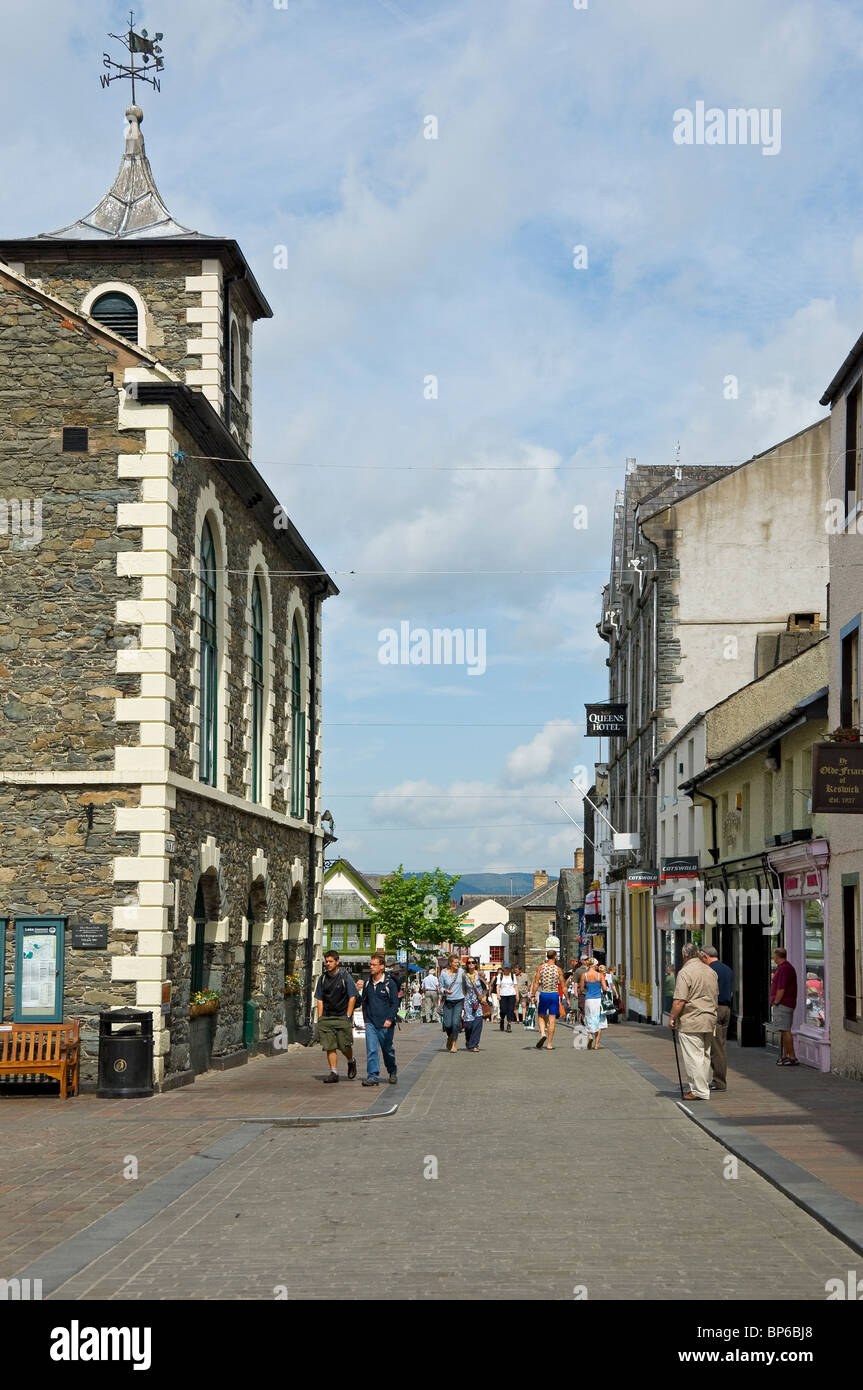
[290,618,305,818]
[199,521,218,786]
[250,575,264,803]
[90,291,139,344]
[230,318,241,394]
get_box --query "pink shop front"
[767,839,830,1072]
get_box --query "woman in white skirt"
[583,959,607,1050]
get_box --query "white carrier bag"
[572,1024,589,1050]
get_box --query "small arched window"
[230,318,241,394]
[250,576,264,803]
[290,618,305,818]
[199,520,218,786]
[90,291,139,344]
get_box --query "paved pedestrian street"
[7,1023,856,1304]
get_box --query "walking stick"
[671,1022,686,1099]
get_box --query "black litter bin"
[97,1010,154,1098]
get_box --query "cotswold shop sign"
[627,868,659,888]
[661,857,699,880]
[585,703,627,738]
[811,742,863,813]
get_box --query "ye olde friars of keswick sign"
[811,742,863,814]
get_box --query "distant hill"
[450,873,536,899]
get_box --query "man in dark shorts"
[315,949,358,1083]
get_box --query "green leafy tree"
[369,865,467,967]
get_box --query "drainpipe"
[689,783,720,864]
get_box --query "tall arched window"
[199,521,218,786]
[90,291,139,344]
[230,318,241,394]
[290,618,305,818]
[250,575,264,803]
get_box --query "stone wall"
[165,787,310,1075]
[0,282,144,766]
[0,783,141,1078]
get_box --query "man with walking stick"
[668,941,718,1101]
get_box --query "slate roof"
[322,891,375,922]
[509,880,559,909]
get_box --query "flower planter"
[189,1000,220,1018]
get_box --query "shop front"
[766,839,830,1072]
[703,856,779,1047]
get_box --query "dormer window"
[90,291,139,344]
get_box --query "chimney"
[575,848,584,872]
[533,869,548,890]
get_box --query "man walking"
[360,949,400,1086]
[515,967,530,1023]
[701,944,733,1092]
[770,946,799,1066]
[421,967,440,1022]
[315,950,358,1083]
[669,941,718,1101]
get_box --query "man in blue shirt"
[702,944,734,1092]
[360,950,400,1087]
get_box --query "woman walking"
[462,958,487,1051]
[488,971,500,1023]
[497,965,518,1032]
[583,959,607,1050]
[439,953,466,1053]
[530,949,567,1049]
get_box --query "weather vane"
[101,11,165,103]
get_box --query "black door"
[739,922,771,1047]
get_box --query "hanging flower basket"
[827,726,860,743]
[284,973,301,998]
[190,989,221,1018]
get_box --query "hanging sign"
[585,703,627,738]
[627,868,659,888]
[660,857,699,879]
[811,742,863,813]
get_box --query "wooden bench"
[0,1021,80,1098]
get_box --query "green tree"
[369,865,467,966]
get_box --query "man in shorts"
[515,967,531,1023]
[315,949,358,1083]
[770,946,798,1066]
[530,949,567,1049]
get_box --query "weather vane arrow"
[101,10,165,102]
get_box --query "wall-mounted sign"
[165,836,176,855]
[585,703,627,738]
[614,832,640,851]
[13,918,65,1023]
[660,857,699,879]
[71,922,108,950]
[627,869,659,888]
[545,934,560,952]
[811,742,863,814]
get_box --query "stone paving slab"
[599,1021,863,1206]
[0,1024,433,1270]
[39,1024,858,1302]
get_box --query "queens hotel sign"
[585,703,628,738]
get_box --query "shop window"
[490,945,504,963]
[804,900,826,1031]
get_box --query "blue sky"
[4,0,863,876]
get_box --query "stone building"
[0,103,336,1086]
[507,870,559,973]
[596,424,830,1025]
[819,333,863,1080]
